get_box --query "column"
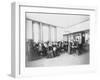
[48,25,51,41]
[38,22,43,42]
[54,27,57,42]
[41,23,43,42]
[38,22,41,42]
[32,21,34,41]
[68,35,71,54]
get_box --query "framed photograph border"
[11,2,96,78]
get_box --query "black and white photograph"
[25,12,90,67]
[10,1,98,78]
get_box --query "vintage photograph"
[25,12,90,67]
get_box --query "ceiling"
[26,12,89,28]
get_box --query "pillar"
[38,22,43,42]
[48,25,51,41]
[32,21,34,41]
[68,35,71,54]
[54,27,57,42]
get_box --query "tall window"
[34,22,39,42]
[26,20,32,40]
[51,27,55,42]
[43,24,49,42]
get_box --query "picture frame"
[11,2,96,78]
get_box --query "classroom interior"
[25,12,90,67]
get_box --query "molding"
[66,18,90,29]
[20,5,95,11]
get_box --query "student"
[74,39,79,55]
[42,43,47,57]
[47,44,53,58]
[53,43,57,57]
[63,41,68,52]
[56,44,60,56]
[38,43,43,56]
[70,40,74,54]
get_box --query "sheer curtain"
[43,24,49,42]
[51,27,55,42]
[33,22,39,42]
[26,20,32,40]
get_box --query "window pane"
[34,22,39,42]
[43,24,49,42]
[51,27,55,42]
[26,20,32,40]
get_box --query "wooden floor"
[26,52,89,67]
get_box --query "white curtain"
[33,22,39,42]
[26,20,32,40]
[43,24,49,42]
[51,27,55,42]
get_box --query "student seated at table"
[38,43,43,56]
[47,44,53,58]
[56,44,60,56]
[52,43,57,57]
[42,43,47,57]
[63,41,68,52]
[73,39,79,55]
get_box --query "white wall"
[57,28,65,41]
[66,20,90,34]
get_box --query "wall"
[66,20,90,34]
[57,28,65,41]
